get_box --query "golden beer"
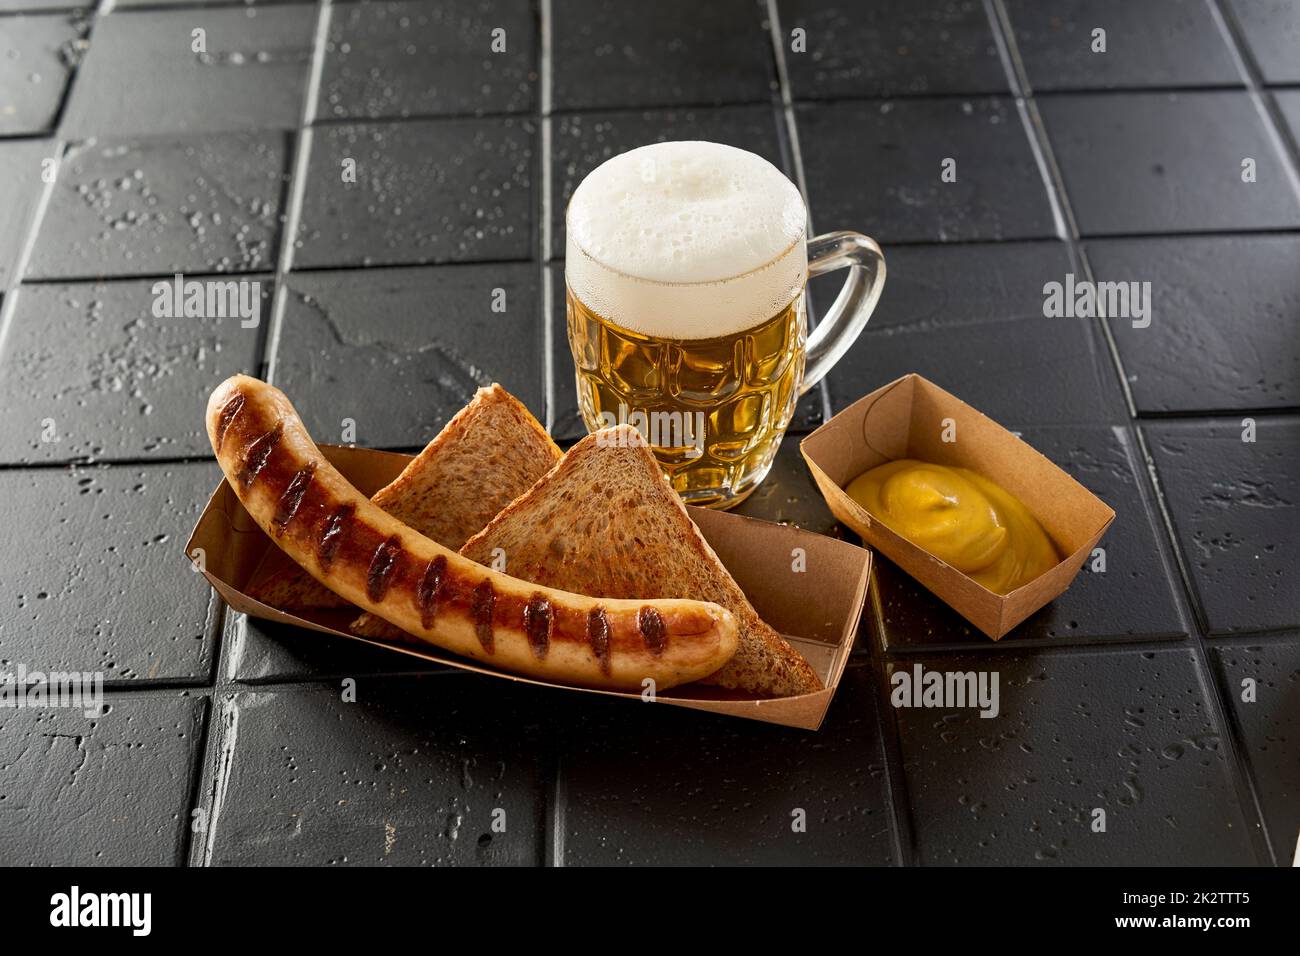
[565,141,885,508]
[567,284,806,507]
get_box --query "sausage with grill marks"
[206,375,738,690]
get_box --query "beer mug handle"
[800,231,886,394]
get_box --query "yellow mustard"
[846,459,1059,595]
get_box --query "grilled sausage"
[206,375,738,690]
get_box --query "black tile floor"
[0,0,1295,867]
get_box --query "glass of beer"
[565,141,886,509]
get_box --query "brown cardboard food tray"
[800,373,1114,640]
[185,443,871,730]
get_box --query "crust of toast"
[427,426,822,698]
[249,384,561,614]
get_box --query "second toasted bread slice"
[249,384,561,612]
[437,426,822,697]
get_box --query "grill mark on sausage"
[366,535,403,602]
[416,555,447,629]
[639,606,666,656]
[317,503,355,572]
[237,421,284,489]
[472,580,496,653]
[272,463,315,535]
[215,392,245,453]
[523,594,553,660]
[587,607,611,675]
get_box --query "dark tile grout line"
[179,0,333,867]
[2,0,1289,866]
[878,637,1235,667]
[0,130,62,143]
[107,0,319,12]
[174,692,213,865]
[89,621,1300,697]
[261,0,330,384]
[309,108,537,127]
[0,416,844,471]
[1014,83,1251,97]
[13,227,1300,289]
[535,0,563,869]
[42,1,97,135]
[16,257,543,288]
[1267,89,1300,166]
[1134,406,1300,421]
[1070,226,1300,241]
[1211,0,1300,195]
[879,632,1195,659]
[541,225,1300,257]
[765,0,904,865]
[999,0,1267,860]
[0,0,95,377]
[785,84,1273,104]
[855,657,914,866]
[534,85,1300,118]
[546,95,776,117]
[15,269,277,286]
[1154,7,1297,864]
[990,0,1279,867]
[0,454,220,471]
[0,5,94,15]
[534,0,553,443]
[1217,622,1300,647]
[1130,428,1220,642]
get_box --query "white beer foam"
[565,141,808,340]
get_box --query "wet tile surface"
[778,0,1008,99]
[0,0,1291,868]
[550,0,774,110]
[1039,92,1300,235]
[61,6,317,138]
[733,430,843,536]
[827,312,1124,426]
[877,426,1186,652]
[893,647,1255,865]
[0,11,86,135]
[271,263,544,449]
[294,117,534,268]
[1212,638,1300,864]
[228,615,448,685]
[0,278,268,462]
[1272,89,1300,149]
[557,667,897,865]
[1004,0,1242,91]
[28,132,289,279]
[1087,235,1300,414]
[0,138,53,287]
[203,677,546,865]
[0,0,94,9]
[316,0,536,121]
[0,695,205,865]
[1226,0,1300,84]
[813,240,1072,333]
[1144,418,1299,635]
[798,97,1060,243]
[0,463,221,682]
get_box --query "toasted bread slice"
[425,425,822,697]
[249,384,562,613]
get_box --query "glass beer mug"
[565,141,886,509]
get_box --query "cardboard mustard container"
[185,444,872,730]
[800,373,1115,640]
